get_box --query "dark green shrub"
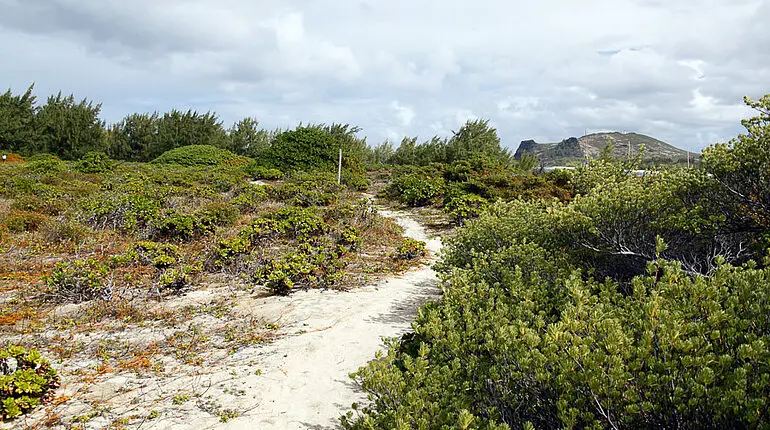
[74,152,114,173]
[43,258,112,303]
[151,145,242,167]
[392,238,427,260]
[341,170,370,191]
[244,163,283,180]
[11,195,68,216]
[0,345,60,421]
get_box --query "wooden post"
[337,148,342,185]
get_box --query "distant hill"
[513,132,697,167]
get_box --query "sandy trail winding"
[167,209,443,430]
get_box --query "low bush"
[130,242,180,268]
[443,193,489,224]
[25,154,67,175]
[75,152,114,173]
[392,238,427,260]
[270,171,343,207]
[386,174,445,207]
[1,210,47,233]
[151,145,243,167]
[0,345,60,421]
[231,184,269,212]
[43,258,112,303]
[254,243,345,295]
[40,218,89,244]
[244,163,283,180]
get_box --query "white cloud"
[0,0,767,152]
[391,101,416,126]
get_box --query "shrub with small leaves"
[244,163,283,180]
[392,238,427,260]
[443,193,489,224]
[43,258,112,303]
[130,242,180,268]
[75,152,114,173]
[1,345,60,421]
[386,174,445,207]
[25,154,67,175]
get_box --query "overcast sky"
[1,0,768,152]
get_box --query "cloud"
[391,102,416,126]
[0,0,767,153]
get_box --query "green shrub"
[43,258,112,303]
[25,154,67,175]
[443,193,489,224]
[79,192,163,232]
[231,184,269,212]
[75,152,114,173]
[270,171,343,207]
[130,242,180,268]
[254,243,345,295]
[341,170,370,191]
[392,238,427,260]
[158,264,201,291]
[386,174,445,206]
[0,345,60,421]
[244,163,283,180]
[41,218,89,244]
[11,195,68,216]
[151,145,242,167]
[150,203,238,241]
[1,210,47,233]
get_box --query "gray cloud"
[1,0,767,153]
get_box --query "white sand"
[152,210,441,430]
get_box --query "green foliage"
[130,242,181,268]
[43,258,112,303]
[151,145,243,167]
[227,117,271,157]
[75,151,114,173]
[386,174,445,207]
[35,92,105,159]
[244,163,283,180]
[151,202,238,241]
[270,171,343,207]
[0,85,38,154]
[388,120,511,167]
[1,210,47,233]
[25,154,67,175]
[255,242,345,295]
[231,183,269,212]
[158,264,201,291]
[443,193,489,224]
[702,94,770,231]
[108,110,228,162]
[0,345,59,421]
[392,238,427,261]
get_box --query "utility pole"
[337,148,342,185]
[627,140,631,159]
[687,151,691,168]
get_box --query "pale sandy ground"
[8,209,442,430]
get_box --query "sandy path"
[165,209,443,430]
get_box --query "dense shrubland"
[344,95,770,429]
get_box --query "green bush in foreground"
[345,240,770,429]
[1,345,60,421]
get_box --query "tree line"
[0,84,516,169]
